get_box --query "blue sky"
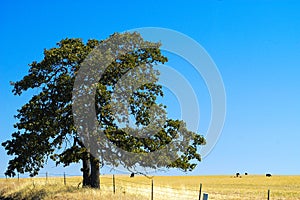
[1,0,300,177]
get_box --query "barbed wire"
[115,177,150,186]
[11,173,201,199]
[2,173,297,200]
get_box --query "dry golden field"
[1,175,300,200]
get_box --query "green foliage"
[2,32,206,178]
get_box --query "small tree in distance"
[2,32,206,189]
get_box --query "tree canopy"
[2,32,206,188]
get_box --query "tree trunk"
[76,137,91,188]
[90,154,100,189]
[82,152,91,187]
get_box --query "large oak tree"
[2,32,206,188]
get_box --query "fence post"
[151,179,154,200]
[64,172,66,186]
[46,172,48,184]
[32,178,35,188]
[113,174,116,194]
[18,173,19,182]
[267,189,270,200]
[203,193,209,200]
[198,183,202,200]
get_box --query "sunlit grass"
[1,175,300,199]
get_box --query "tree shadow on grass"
[0,183,83,200]
[0,187,47,200]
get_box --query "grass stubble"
[0,175,300,200]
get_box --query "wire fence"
[1,173,205,199]
[0,173,281,200]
